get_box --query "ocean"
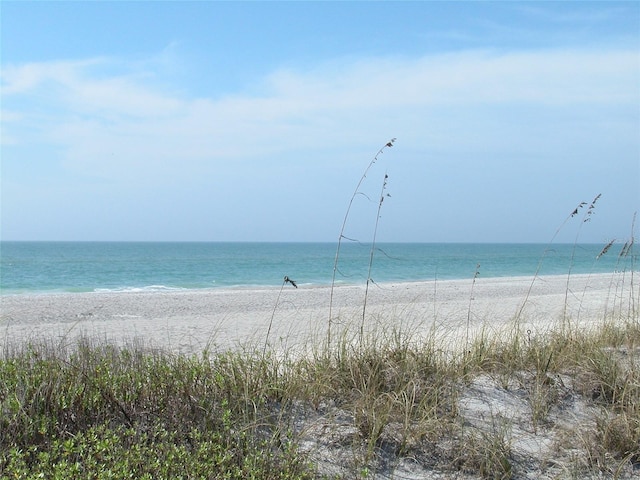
[0,241,635,295]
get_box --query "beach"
[1,273,636,354]
[3,271,640,478]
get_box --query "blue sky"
[2,1,639,243]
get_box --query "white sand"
[1,273,637,354]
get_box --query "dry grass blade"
[361,172,390,340]
[328,138,396,349]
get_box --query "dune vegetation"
[1,285,638,479]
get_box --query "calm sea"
[0,242,635,295]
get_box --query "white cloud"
[2,59,98,95]
[516,4,630,24]
[268,48,637,107]
[1,57,184,118]
[2,46,638,192]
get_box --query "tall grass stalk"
[562,193,601,323]
[603,215,636,322]
[328,138,396,349]
[465,263,481,358]
[627,212,637,319]
[576,238,616,323]
[360,172,390,341]
[515,200,587,321]
[263,276,288,360]
[607,240,630,319]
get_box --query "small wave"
[93,285,189,293]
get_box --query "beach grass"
[2,301,638,479]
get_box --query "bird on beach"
[284,276,298,288]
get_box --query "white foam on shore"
[94,285,190,293]
[1,272,637,354]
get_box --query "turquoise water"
[0,242,635,295]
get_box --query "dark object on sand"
[284,276,298,288]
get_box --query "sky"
[1,1,639,243]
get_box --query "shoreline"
[2,267,635,297]
[2,273,637,354]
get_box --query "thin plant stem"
[361,172,390,341]
[576,238,616,323]
[263,277,287,361]
[515,200,587,321]
[629,212,637,319]
[466,263,480,356]
[620,212,637,320]
[433,266,439,324]
[328,138,396,349]
[605,240,629,320]
[563,193,601,323]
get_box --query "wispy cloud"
[2,46,637,191]
[2,58,183,117]
[267,48,636,107]
[516,4,630,24]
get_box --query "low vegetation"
[1,306,638,479]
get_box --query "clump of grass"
[455,416,514,480]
